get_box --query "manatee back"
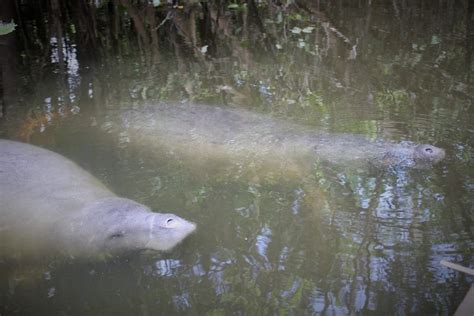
[0,140,114,258]
[0,140,113,210]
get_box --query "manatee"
[101,103,445,178]
[0,139,196,261]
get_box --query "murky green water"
[0,1,473,315]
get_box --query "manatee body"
[0,140,196,261]
[103,103,445,177]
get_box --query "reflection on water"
[1,0,473,315]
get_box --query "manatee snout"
[145,213,197,251]
[415,144,445,163]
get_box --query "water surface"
[0,1,472,315]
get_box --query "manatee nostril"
[163,217,180,228]
[425,147,433,154]
[109,232,124,239]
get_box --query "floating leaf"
[276,12,283,24]
[297,39,306,48]
[152,0,161,7]
[0,21,16,36]
[290,27,302,34]
[431,35,441,45]
[293,14,303,21]
[200,45,208,54]
[228,4,239,9]
[302,26,315,33]
[275,43,283,49]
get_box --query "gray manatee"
[0,139,196,261]
[102,103,445,179]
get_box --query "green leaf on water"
[276,12,283,24]
[431,35,441,45]
[0,21,16,36]
[290,27,302,34]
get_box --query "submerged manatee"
[0,140,196,261]
[103,103,444,178]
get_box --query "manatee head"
[61,198,196,258]
[100,201,196,254]
[413,144,445,163]
[381,143,445,168]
